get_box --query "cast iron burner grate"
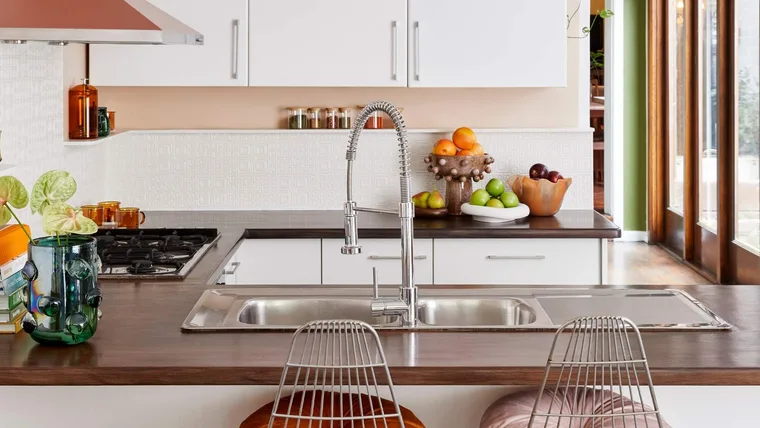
[93,228,220,279]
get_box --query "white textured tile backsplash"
[106,129,593,211]
[0,44,105,237]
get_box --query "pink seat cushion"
[480,387,671,428]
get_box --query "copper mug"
[97,201,121,224]
[80,205,104,226]
[115,207,146,229]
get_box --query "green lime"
[485,178,505,197]
[486,198,505,208]
[469,189,491,206]
[500,191,519,208]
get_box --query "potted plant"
[0,170,101,345]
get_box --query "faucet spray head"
[342,201,361,255]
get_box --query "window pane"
[668,0,688,213]
[736,0,760,253]
[699,0,719,231]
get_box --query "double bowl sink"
[181,286,732,331]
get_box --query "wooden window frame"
[648,0,760,285]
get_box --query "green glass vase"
[21,236,102,346]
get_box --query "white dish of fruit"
[461,179,530,223]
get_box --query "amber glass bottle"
[68,78,99,140]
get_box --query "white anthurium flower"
[31,170,77,215]
[42,203,98,236]
[0,176,29,226]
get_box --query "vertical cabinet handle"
[231,19,240,79]
[223,261,241,274]
[391,21,398,81]
[414,21,421,81]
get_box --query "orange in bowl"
[457,150,474,156]
[452,127,477,150]
[470,143,485,156]
[432,139,457,156]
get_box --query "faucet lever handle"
[372,267,379,299]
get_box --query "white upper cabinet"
[248,0,407,87]
[407,0,567,88]
[89,0,249,86]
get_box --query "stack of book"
[0,224,31,334]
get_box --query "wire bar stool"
[528,316,665,428]
[269,320,405,428]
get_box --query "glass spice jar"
[338,108,352,129]
[307,108,322,129]
[324,108,339,129]
[358,105,383,129]
[287,107,308,129]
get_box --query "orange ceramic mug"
[80,205,104,226]
[97,201,121,224]
[115,207,146,229]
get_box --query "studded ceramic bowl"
[22,236,102,346]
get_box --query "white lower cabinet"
[0,386,752,428]
[225,239,321,285]
[322,239,433,285]
[434,239,602,285]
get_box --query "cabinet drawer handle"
[391,21,398,81]
[368,255,428,260]
[486,255,546,260]
[231,19,240,79]
[414,21,421,81]
[223,261,240,274]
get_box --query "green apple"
[486,198,505,208]
[427,190,445,209]
[485,178,505,197]
[412,191,431,208]
[469,189,491,206]
[500,191,519,208]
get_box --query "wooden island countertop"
[1,210,758,387]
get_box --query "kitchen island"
[0,211,758,427]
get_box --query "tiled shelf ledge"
[87,127,594,135]
[63,131,124,147]
[0,164,17,173]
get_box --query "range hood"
[0,0,203,45]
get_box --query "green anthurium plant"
[0,170,98,246]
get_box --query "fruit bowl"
[506,175,572,216]
[461,203,530,223]
[423,154,495,183]
[414,207,449,218]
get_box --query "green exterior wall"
[623,0,648,231]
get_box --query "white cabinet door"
[408,0,566,87]
[434,239,602,285]
[249,0,407,87]
[322,239,433,285]
[90,0,248,86]
[225,239,321,285]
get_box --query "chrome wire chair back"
[269,319,405,427]
[529,316,665,428]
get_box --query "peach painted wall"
[97,86,585,130]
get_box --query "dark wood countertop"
[3,211,759,387]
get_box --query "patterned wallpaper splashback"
[0,44,105,237]
[106,129,592,211]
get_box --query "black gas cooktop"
[93,228,220,280]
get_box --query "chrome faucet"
[342,101,418,327]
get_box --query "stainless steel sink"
[181,286,732,332]
[417,298,536,326]
[238,298,399,327]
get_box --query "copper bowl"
[506,175,572,216]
